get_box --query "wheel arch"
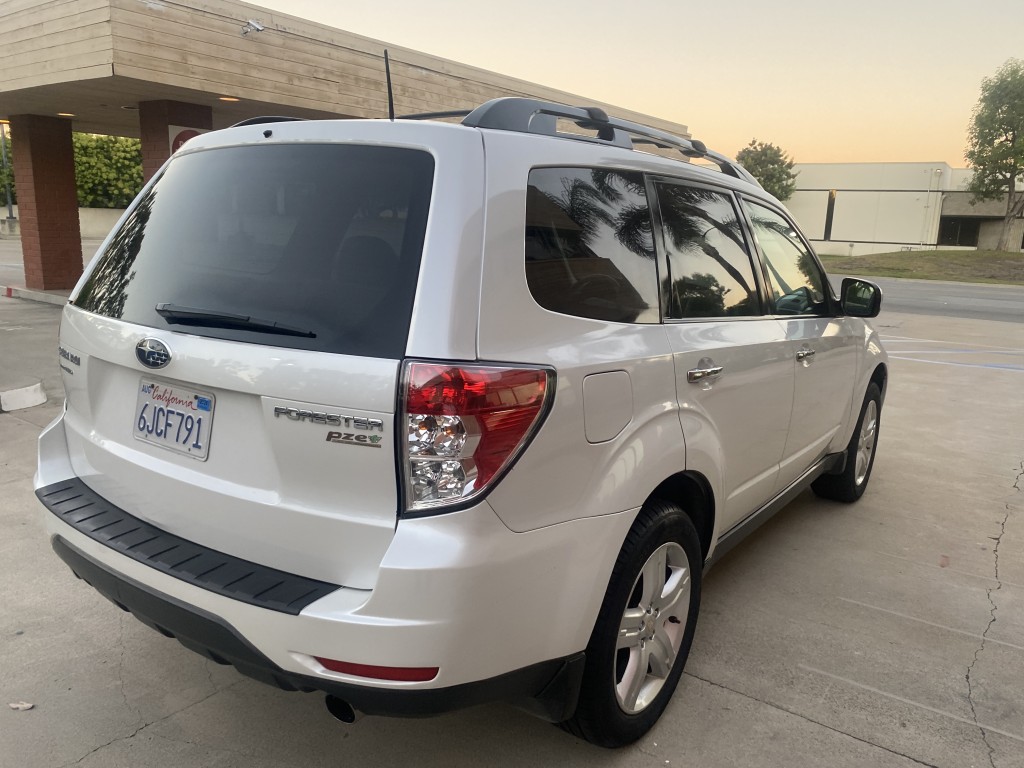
[647,472,715,563]
[870,362,888,403]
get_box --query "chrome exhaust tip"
[325,694,363,724]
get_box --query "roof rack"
[230,116,306,128]
[226,100,758,188]
[460,98,759,187]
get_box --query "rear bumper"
[52,535,584,720]
[36,412,636,719]
[36,478,338,615]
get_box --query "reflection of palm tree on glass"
[527,168,654,322]
[75,187,156,318]
[540,170,654,259]
[656,185,754,298]
[589,169,626,205]
[550,176,616,249]
[590,170,656,258]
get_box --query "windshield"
[73,143,435,358]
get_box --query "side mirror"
[840,278,882,318]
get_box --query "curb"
[0,380,47,412]
[2,284,69,306]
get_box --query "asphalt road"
[833,275,1024,323]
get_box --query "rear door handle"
[687,365,724,383]
[796,349,816,361]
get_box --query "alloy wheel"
[614,542,691,713]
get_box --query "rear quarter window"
[525,167,659,323]
[74,144,434,358]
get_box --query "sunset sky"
[251,0,1023,168]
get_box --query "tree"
[965,58,1024,252]
[72,133,144,208]
[0,130,143,209]
[735,140,797,201]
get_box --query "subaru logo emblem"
[136,338,171,369]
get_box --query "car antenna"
[384,49,395,121]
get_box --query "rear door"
[739,199,859,490]
[59,134,452,589]
[651,180,794,532]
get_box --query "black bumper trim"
[37,478,338,615]
[52,536,584,720]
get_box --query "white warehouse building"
[786,162,1024,256]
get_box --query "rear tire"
[561,500,702,747]
[812,382,881,503]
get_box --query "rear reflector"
[402,362,552,513]
[314,657,439,682]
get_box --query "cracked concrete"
[685,672,942,768]
[116,614,145,732]
[62,681,245,768]
[963,458,1021,768]
[964,499,1011,768]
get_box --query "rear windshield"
[73,144,434,358]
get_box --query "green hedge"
[72,133,144,208]
[0,131,144,209]
[0,129,12,208]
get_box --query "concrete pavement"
[0,283,1023,766]
[0,237,102,305]
[0,238,96,412]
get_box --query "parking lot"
[1,291,1022,768]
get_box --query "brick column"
[138,100,213,181]
[10,114,83,291]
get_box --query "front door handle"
[796,349,816,362]
[687,365,724,383]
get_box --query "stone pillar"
[139,100,213,181]
[9,114,83,291]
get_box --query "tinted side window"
[742,200,830,316]
[654,183,761,319]
[525,168,659,323]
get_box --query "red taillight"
[403,362,551,512]
[315,657,438,682]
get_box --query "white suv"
[36,98,887,747]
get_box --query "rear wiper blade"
[155,303,316,338]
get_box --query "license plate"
[133,379,216,460]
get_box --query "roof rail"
[397,109,472,120]
[460,97,760,188]
[230,116,306,128]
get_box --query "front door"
[740,199,859,491]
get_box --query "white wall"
[790,162,955,255]
[831,191,940,245]
[795,162,954,191]
[78,208,124,239]
[5,206,125,239]
[787,191,827,241]
[947,168,973,190]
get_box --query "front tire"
[812,381,881,503]
[562,500,702,747]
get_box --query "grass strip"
[818,250,1024,285]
